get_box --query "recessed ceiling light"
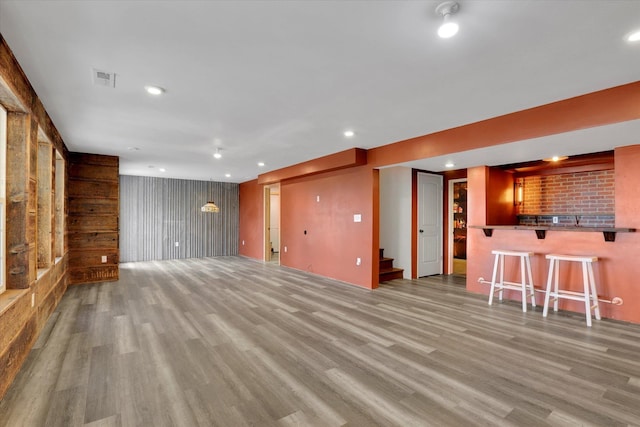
[225,173,231,178]
[627,30,640,42]
[258,162,265,167]
[343,130,355,137]
[544,156,568,162]
[445,162,455,168]
[159,168,166,172]
[213,148,222,159]
[145,85,165,95]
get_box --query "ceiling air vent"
[92,68,116,88]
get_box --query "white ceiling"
[0,0,638,182]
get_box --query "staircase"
[379,248,404,283]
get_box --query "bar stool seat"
[489,250,536,312]
[543,254,600,327]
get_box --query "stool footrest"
[552,289,594,300]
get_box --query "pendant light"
[201,201,220,213]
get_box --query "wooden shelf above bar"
[516,213,614,217]
[469,225,636,242]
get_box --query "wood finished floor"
[2,257,640,426]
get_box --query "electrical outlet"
[175,242,180,247]
[356,257,361,266]
[552,216,558,224]
[316,195,320,202]
[284,246,288,253]
[101,255,107,263]
[242,240,245,245]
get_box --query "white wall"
[379,166,412,279]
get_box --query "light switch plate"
[354,214,362,222]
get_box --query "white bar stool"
[543,254,601,327]
[488,250,536,312]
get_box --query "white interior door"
[418,172,443,276]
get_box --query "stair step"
[380,257,394,269]
[379,248,384,259]
[379,267,404,282]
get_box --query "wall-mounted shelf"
[516,213,615,228]
[469,225,636,242]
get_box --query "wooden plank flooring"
[2,256,640,426]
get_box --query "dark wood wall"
[68,153,119,284]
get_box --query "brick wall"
[517,169,615,227]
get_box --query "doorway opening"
[264,184,280,263]
[449,179,467,276]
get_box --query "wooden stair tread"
[378,248,403,282]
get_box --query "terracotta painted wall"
[280,166,379,289]
[466,147,640,324]
[239,179,264,260]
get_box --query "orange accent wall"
[486,168,517,226]
[614,145,640,228]
[367,81,640,168]
[258,148,367,185]
[467,147,640,323]
[280,166,379,289]
[239,179,264,260]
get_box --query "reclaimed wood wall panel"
[6,113,32,289]
[37,142,53,268]
[0,34,70,402]
[67,153,119,285]
[120,175,239,262]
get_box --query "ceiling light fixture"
[343,130,355,137]
[225,173,231,178]
[145,85,165,95]
[627,30,640,42]
[544,156,568,162]
[258,162,265,167]
[436,1,460,39]
[159,168,166,172]
[201,201,220,213]
[213,148,222,159]
[445,162,455,168]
